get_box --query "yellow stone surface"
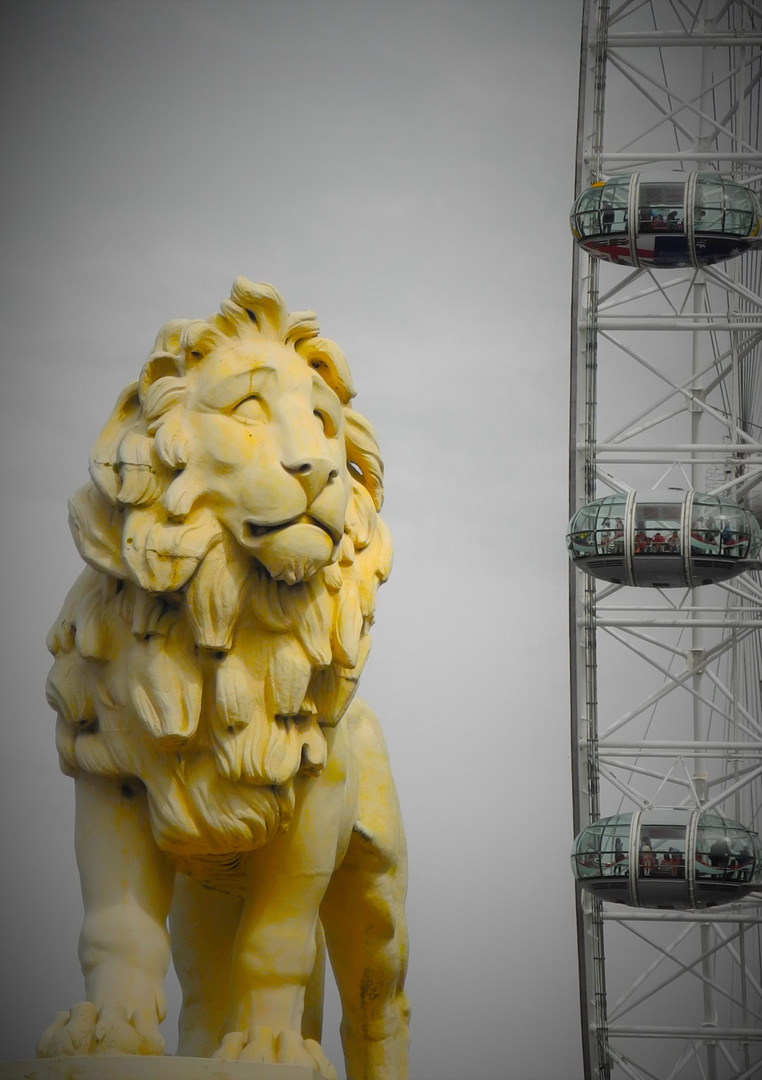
[37,280,409,1080]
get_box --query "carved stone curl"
[40,279,409,1080]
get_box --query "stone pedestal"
[0,1060,320,1080]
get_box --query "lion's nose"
[282,457,339,503]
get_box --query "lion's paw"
[213,1027,337,1078]
[37,1002,164,1057]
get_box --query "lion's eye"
[233,395,265,422]
[314,408,338,438]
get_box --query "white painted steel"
[570,2,762,1078]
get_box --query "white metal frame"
[570,2,762,1078]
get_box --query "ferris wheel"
[568,3,762,1079]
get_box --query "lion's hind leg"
[320,701,409,1080]
[303,918,327,1045]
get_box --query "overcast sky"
[0,3,584,1077]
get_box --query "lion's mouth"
[240,515,340,584]
[247,521,288,538]
[245,514,341,545]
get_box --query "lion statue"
[38,278,409,1079]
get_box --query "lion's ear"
[345,482,377,549]
[344,409,384,510]
[89,383,142,503]
[300,338,356,405]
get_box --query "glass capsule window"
[695,174,760,238]
[566,493,627,559]
[695,814,762,885]
[571,185,603,238]
[570,177,629,238]
[633,499,682,555]
[691,492,762,561]
[599,176,629,236]
[638,181,685,234]
[572,815,631,880]
[637,821,686,880]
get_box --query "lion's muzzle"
[243,518,337,584]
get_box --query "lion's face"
[182,339,350,584]
[53,279,392,854]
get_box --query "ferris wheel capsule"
[570,173,762,268]
[572,808,762,909]
[566,489,762,588]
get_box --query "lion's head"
[46,279,391,866]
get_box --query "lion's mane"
[46,279,392,875]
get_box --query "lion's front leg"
[38,772,174,1057]
[215,860,336,1079]
[171,873,243,1057]
[215,831,337,1077]
[215,736,354,1078]
[226,863,328,1041]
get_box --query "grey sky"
[0,2,584,1077]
